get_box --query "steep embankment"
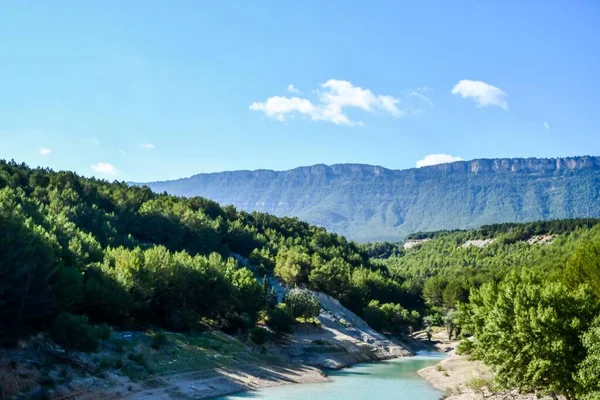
[286,292,411,369]
[141,156,600,242]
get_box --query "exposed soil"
[416,330,555,400]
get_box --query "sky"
[1,1,599,182]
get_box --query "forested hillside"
[379,220,600,399]
[0,160,417,346]
[141,156,600,242]
[2,159,599,399]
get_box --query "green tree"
[577,316,600,399]
[309,257,351,298]
[461,272,599,399]
[423,276,446,308]
[274,247,310,286]
[285,289,321,319]
[564,239,600,299]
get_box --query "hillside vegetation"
[379,220,600,399]
[2,159,600,399]
[141,156,600,242]
[0,160,418,345]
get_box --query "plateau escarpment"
[142,156,600,242]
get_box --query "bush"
[285,289,321,319]
[151,330,168,349]
[423,313,444,327]
[249,326,269,345]
[267,304,295,334]
[456,339,474,355]
[50,312,107,352]
[222,312,253,335]
[363,300,386,331]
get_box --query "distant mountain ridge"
[141,156,600,242]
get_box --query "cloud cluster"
[39,148,52,156]
[451,80,508,110]
[416,154,464,168]
[250,79,403,126]
[91,162,120,177]
[141,143,155,150]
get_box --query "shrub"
[363,300,386,331]
[151,330,168,349]
[222,312,253,335]
[456,339,474,355]
[50,312,107,352]
[249,327,269,345]
[285,289,321,319]
[423,313,443,327]
[267,304,295,334]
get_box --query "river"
[218,351,445,400]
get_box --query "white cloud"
[141,143,155,150]
[409,87,435,107]
[38,148,52,156]
[451,80,508,110]
[287,84,300,94]
[250,79,403,126]
[91,162,121,177]
[416,154,464,168]
[118,148,127,154]
[543,122,550,130]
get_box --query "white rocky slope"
[284,291,412,369]
[232,253,411,368]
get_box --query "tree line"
[0,160,421,345]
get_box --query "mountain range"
[141,156,600,242]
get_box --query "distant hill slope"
[141,156,600,242]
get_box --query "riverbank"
[0,289,414,399]
[416,331,553,400]
[125,293,413,399]
[124,292,412,399]
[126,363,330,400]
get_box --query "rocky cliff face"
[141,156,600,242]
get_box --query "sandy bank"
[416,331,553,400]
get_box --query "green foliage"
[285,289,321,319]
[577,316,600,399]
[363,300,416,332]
[151,330,168,349]
[267,304,295,334]
[423,313,443,327]
[230,267,264,321]
[50,312,109,352]
[461,272,600,399]
[456,339,474,355]
[0,160,380,342]
[274,247,310,286]
[249,326,269,345]
[309,257,351,298]
[564,239,600,299]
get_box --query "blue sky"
[1,1,599,182]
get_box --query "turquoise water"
[219,351,445,400]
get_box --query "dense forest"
[380,220,600,399]
[1,159,599,399]
[0,160,417,346]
